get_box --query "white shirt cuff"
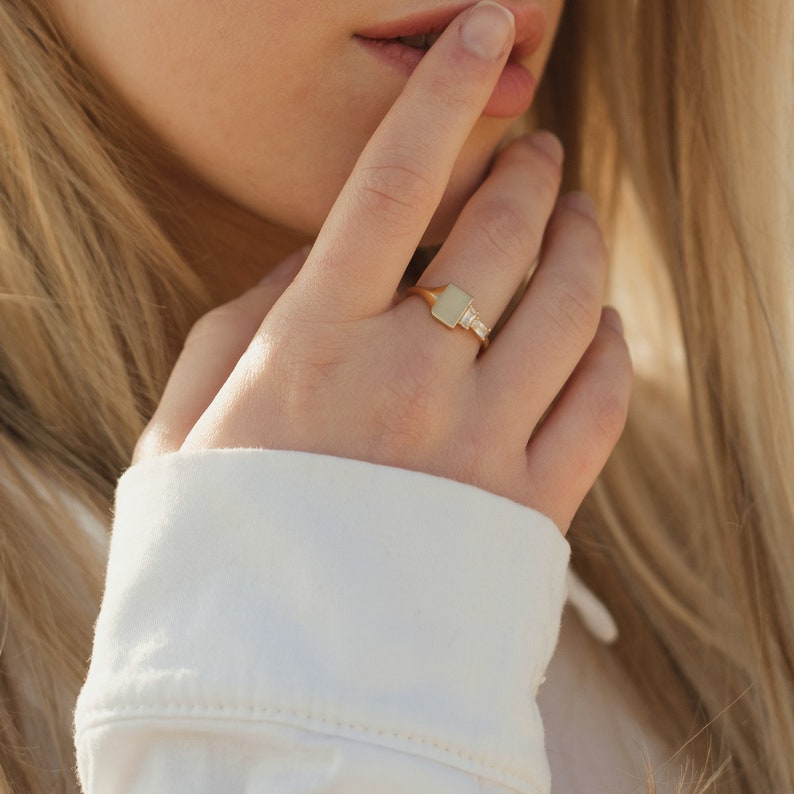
[76,449,570,793]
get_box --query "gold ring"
[406,283,491,349]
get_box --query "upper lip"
[356,2,547,63]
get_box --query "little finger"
[523,308,633,533]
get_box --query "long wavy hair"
[0,0,792,791]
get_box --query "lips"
[354,3,546,118]
[357,3,546,62]
[393,32,443,50]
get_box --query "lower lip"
[356,37,536,119]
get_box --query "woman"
[0,0,792,791]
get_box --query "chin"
[271,160,492,248]
[255,119,509,249]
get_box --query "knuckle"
[546,278,601,343]
[471,198,531,262]
[561,209,608,261]
[546,198,608,267]
[588,386,630,442]
[355,158,437,225]
[586,339,633,439]
[529,149,563,198]
[504,139,562,200]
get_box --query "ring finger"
[400,131,563,354]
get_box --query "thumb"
[132,245,310,464]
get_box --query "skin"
[52,0,564,299]
[53,0,633,532]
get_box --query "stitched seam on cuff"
[77,702,544,792]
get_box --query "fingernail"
[527,131,564,166]
[560,191,598,221]
[459,1,515,61]
[601,307,624,335]
[258,244,311,285]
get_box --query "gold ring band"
[406,283,491,349]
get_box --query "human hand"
[131,244,309,466]
[134,1,633,534]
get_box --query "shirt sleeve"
[74,448,571,794]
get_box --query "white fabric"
[565,570,618,645]
[74,448,672,793]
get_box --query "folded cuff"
[76,449,570,793]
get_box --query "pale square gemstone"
[431,284,474,328]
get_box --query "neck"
[161,171,312,306]
[86,57,314,307]
[128,123,312,306]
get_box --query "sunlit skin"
[51,0,564,303]
[51,0,631,537]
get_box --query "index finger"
[296,1,526,317]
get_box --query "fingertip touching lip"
[356,2,547,64]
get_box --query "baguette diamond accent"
[459,306,490,342]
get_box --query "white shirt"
[74,449,673,793]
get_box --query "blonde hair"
[0,0,208,789]
[535,1,794,790]
[0,0,792,791]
